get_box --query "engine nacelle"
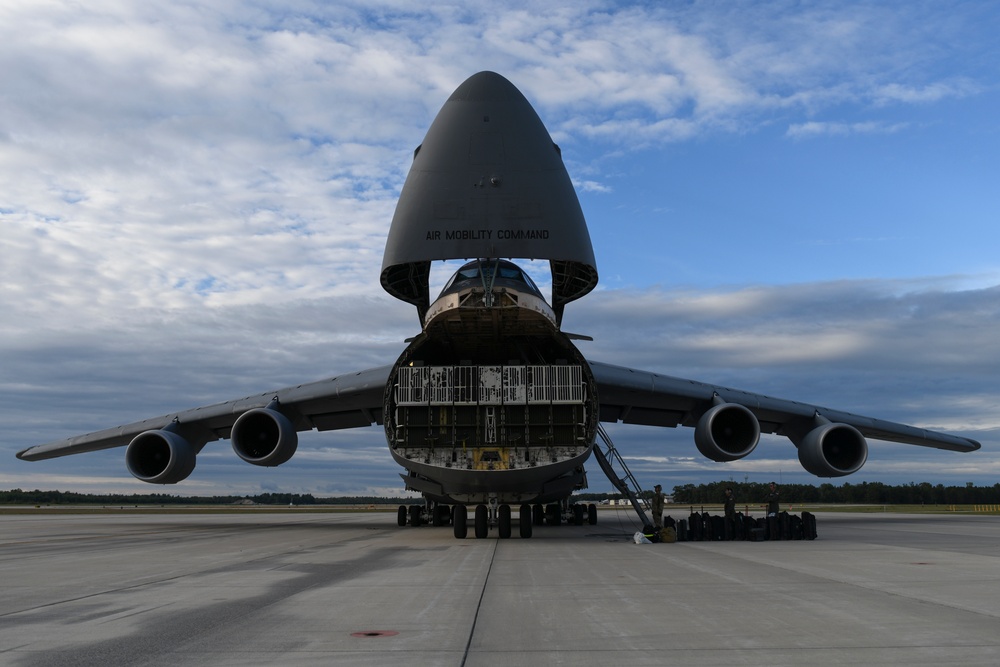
[797,422,868,477]
[694,402,761,462]
[126,429,197,484]
[231,407,298,467]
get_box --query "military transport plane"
[17,71,980,539]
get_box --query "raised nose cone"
[381,71,598,323]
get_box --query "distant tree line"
[5,482,1000,507]
[0,489,415,506]
[671,481,1000,506]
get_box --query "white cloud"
[873,80,981,106]
[574,179,613,194]
[786,120,910,138]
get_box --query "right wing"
[17,365,391,461]
[589,360,979,476]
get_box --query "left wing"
[590,360,979,476]
[17,365,391,462]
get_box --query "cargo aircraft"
[17,72,980,538]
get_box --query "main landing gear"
[397,500,597,539]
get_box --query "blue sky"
[2,1,999,497]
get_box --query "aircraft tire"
[409,504,421,527]
[498,504,511,539]
[588,503,598,525]
[454,505,468,539]
[573,504,584,525]
[474,504,489,539]
[533,504,545,526]
[397,505,407,527]
[432,504,448,527]
[519,504,533,538]
[546,503,561,526]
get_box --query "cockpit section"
[438,259,544,301]
[422,259,557,339]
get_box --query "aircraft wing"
[590,360,980,453]
[16,365,391,462]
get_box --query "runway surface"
[1,508,999,666]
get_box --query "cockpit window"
[439,260,542,298]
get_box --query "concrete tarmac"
[1,509,999,666]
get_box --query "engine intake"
[695,402,761,462]
[126,429,197,484]
[231,406,298,467]
[797,421,868,477]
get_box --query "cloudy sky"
[3,1,998,497]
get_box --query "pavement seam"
[460,538,499,666]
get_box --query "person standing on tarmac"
[650,484,665,529]
[724,487,736,521]
[766,482,780,517]
[723,487,738,540]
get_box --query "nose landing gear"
[466,499,520,539]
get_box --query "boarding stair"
[591,424,651,527]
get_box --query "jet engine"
[126,429,197,484]
[797,421,868,477]
[694,402,761,462]
[231,406,298,466]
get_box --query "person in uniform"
[650,484,665,529]
[766,482,780,517]
[723,486,738,540]
[723,487,736,521]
